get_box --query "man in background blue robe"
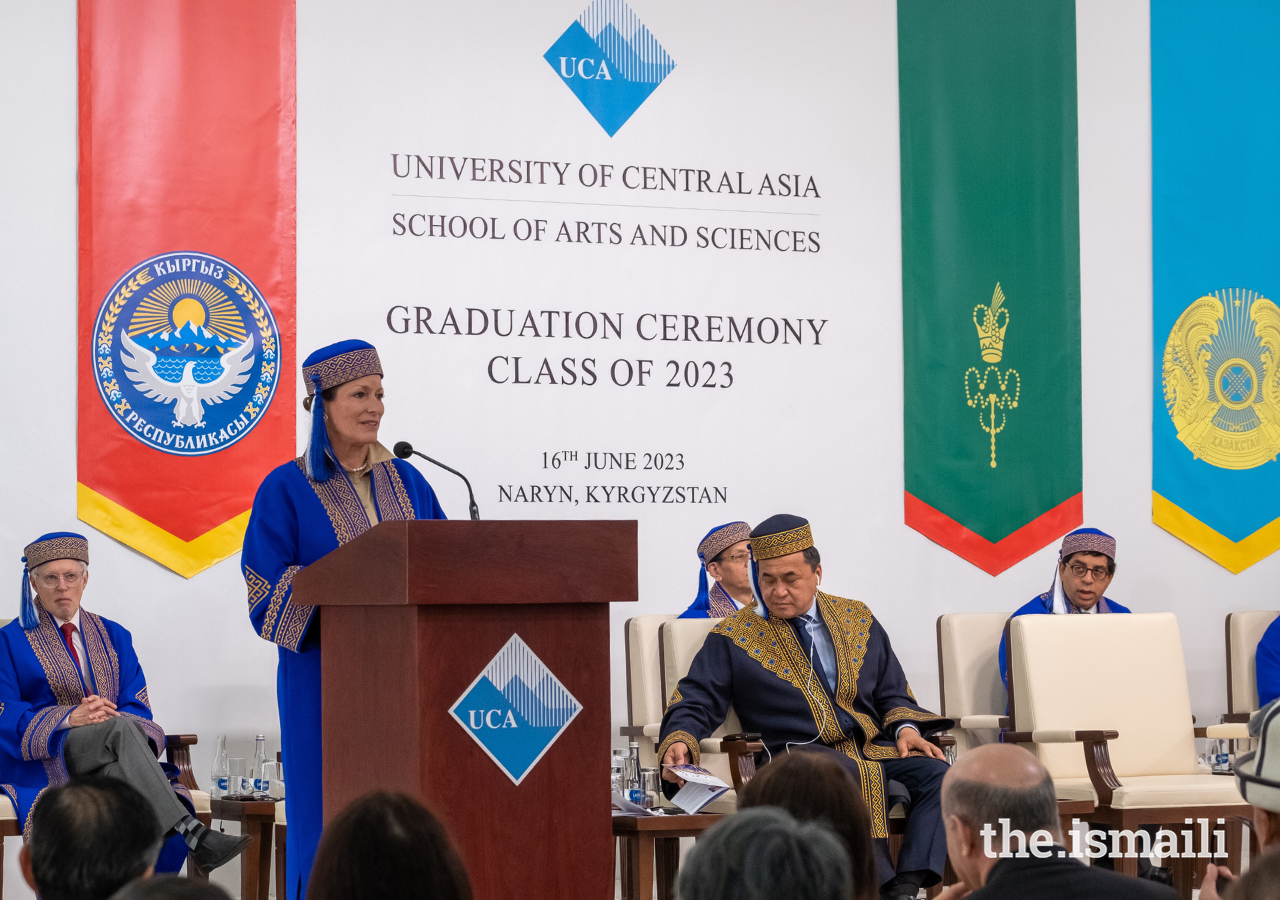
[679,521,752,618]
[998,527,1130,685]
[660,515,952,898]
[0,533,246,872]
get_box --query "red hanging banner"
[78,0,296,577]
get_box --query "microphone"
[393,441,480,520]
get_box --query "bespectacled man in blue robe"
[658,515,953,899]
[997,527,1130,685]
[0,533,248,872]
[679,521,753,619]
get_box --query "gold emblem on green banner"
[1162,289,1280,469]
[965,284,1021,468]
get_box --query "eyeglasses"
[36,572,83,588]
[1067,563,1109,581]
[718,552,751,565]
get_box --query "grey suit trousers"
[63,717,188,832]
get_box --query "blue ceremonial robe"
[243,456,444,900]
[0,609,191,869]
[998,593,1131,685]
[659,592,952,881]
[1256,618,1280,707]
[678,582,740,619]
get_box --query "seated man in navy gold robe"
[0,533,248,872]
[998,527,1130,685]
[679,521,753,618]
[659,515,952,899]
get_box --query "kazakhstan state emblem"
[93,252,279,456]
[1162,289,1280,470]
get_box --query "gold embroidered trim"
[135,687,150,711]
[22,706,73,762]
[667,687,682,708]
[373,461,416,521]
[245,566,270,612]
[275,593,316,654]
[713,606,847,747]
[698,522,751,563]
[25,611,85,706]
[749,523,814,560]
[658,730,701,767]
[24,785,51,840]
[883,707,944,725]
[847,749,889,838]
[295,458,372,547]
[80,612,119,702]
[260,565,302,644]
[706,583,739,618]
[24,536,89,569]
[303,348,382,396]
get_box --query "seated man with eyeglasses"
[0,532,249,872]
[679,521,754,618]
[997,528,1129,686]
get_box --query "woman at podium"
[242,340,446,900]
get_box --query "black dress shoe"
[191,828,253,871]
[1142,865,1174,886]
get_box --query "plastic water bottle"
[252,735,268,796]
[211,735,229,799]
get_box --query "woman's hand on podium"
[661,741,690,786]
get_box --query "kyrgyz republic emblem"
[1162,289,1280,469]
[93,251,280,456]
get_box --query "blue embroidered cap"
[1059,527,1116,561]
[301,340,383,482]
[688,522,750,614]
[21,532,89,630]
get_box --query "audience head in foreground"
[21,776,163,900]
[678,805,852,900]
[738,750,877,900]
[110,876,231,900]
[308,791,473,900]
[940,743,1176,899]
[1225,849,1280,900]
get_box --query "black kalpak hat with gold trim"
[749,514,814,560]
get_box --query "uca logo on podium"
[544,0,675,136]
[449,634,582,785]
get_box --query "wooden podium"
[292,519,637,900]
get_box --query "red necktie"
[60,623,81,669]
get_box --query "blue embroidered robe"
[243,456,444,900]
[1256,618,1280,707]
[998,592,1132,685]
[678,582,740,619]
[658,593,951,839]
[0,609,190,864]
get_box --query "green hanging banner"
[898,0,1083,575]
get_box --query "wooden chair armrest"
[1001,730,1121,805]
[619,724,661,738]
[719,739,765,792]
[1224,712,1253,724]
[928,733,957,748]
[165,734,200,793]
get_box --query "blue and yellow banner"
[1153,1,1280,573]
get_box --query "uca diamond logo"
[544,0,675,136]
[449,635,582,785]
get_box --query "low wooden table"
[209,797,279,900]
[613,813,723,900]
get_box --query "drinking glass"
[258,760,278,799]
[640,767,661,809]
[228,758,250,799]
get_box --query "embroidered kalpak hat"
[302,340,382,399]
[301,340,383,483]
[688,521,751,615]
[749,514,814,561]
[20,532,89,630]
[698,521,751,566]
[1059,527,1116,561]
[1235,698,1280,812]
